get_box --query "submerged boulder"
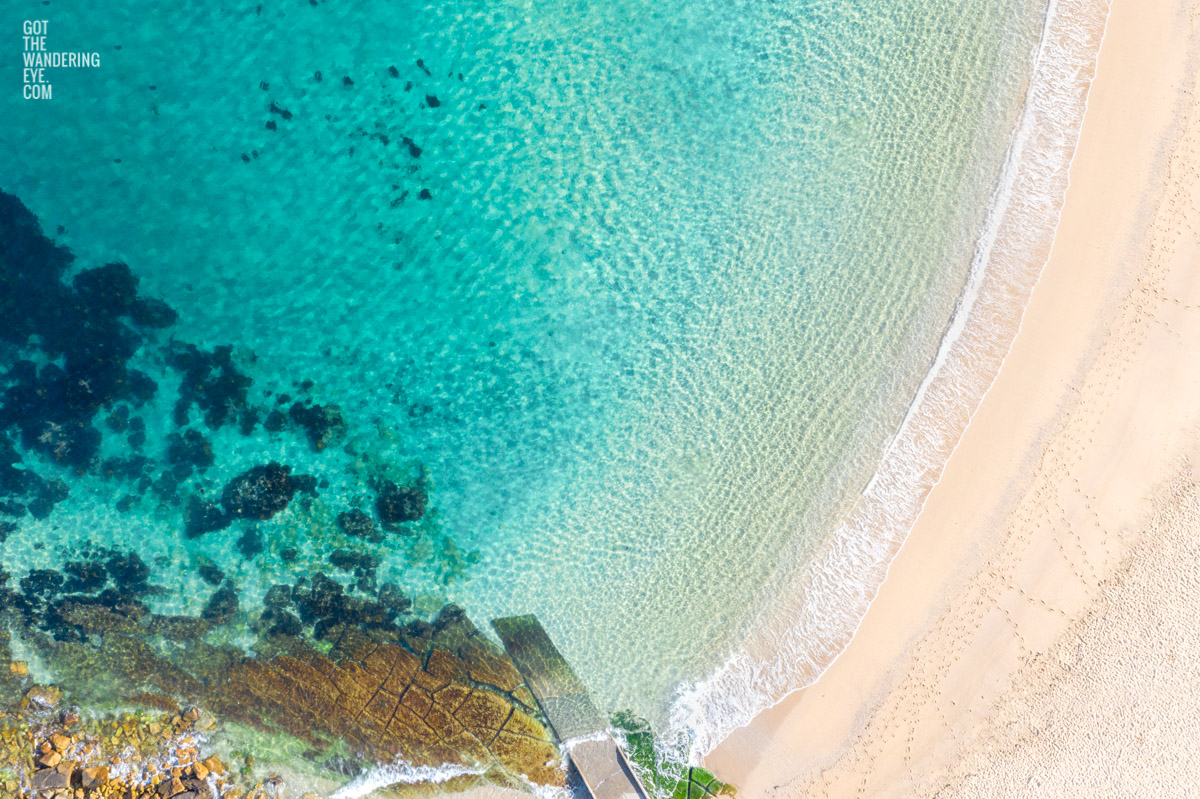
[201,581,239,624]
[169,343,252,429]
[336,509,382,542]
[105,551,151,596]
[375,479,426,527]
[288,402,345,452]
[221,462,295,520]
[167,428,214,475]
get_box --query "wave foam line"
[662,0,1114,764]
[326,761,486,799]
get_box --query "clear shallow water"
[0,0,1087,781]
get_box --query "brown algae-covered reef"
[0,600,566,797]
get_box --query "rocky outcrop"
[213,620,564,787]
[13,585,567,793]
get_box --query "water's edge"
[665,0,1115,765]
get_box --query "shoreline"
[666,0,1111,761]
[705,0,1200,793]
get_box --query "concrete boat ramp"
[492,615,651,799]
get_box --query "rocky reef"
[213,614,564,787]
[0,576,566,796]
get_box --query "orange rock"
[455,690,512,734]
[424,703,465,742]
[358,690,401,736]
[381,649,422,694]
[431,684,471,712]
[503,707,549,739]
[35,749,61,767]
[78,766,108,789]
[400,685,433,718]
[423,649,466,689]
[443,730,493,765]
[462,642,524,693]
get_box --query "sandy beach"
[705,0,1200,795]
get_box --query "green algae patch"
[610,711,736,799]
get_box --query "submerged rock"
[23,418,101,470]
[263,584,291,609]
[292,572,348,626]
[237,527,264,559]
[128,296,178,328]
[63,560,107,593]
[221,462,296,520]
[201,581,239,624]
[337,509,382,542]
[329,549,379,572]
[378,582,412,617]
[169,343,252,429]
[19,568,64,600]
[167,428,215,474]
[289,401,346,451]
[72,261,138,313]
[105,551,151,596]
[262,608,302,637]
[262,409,286,432]
[184,496,230,538]
[375,478,426,527]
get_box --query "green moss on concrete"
[610,711,736,799]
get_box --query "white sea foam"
[326,760,487,799]
[661,0,1114,765]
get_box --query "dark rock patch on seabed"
[169,343,252,430]
[221,462,297,520]
[237,526,264,560]
[0,191,178,514]
[184,495,230,538]
[288,400,345,451]
[195,555,226,586]
[201,580,239,624]
[167,428,215,478]
[375,476,427,527]
[128,295,178,328]
[337,508,382,542]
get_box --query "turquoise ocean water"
[0,0,1110,790]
